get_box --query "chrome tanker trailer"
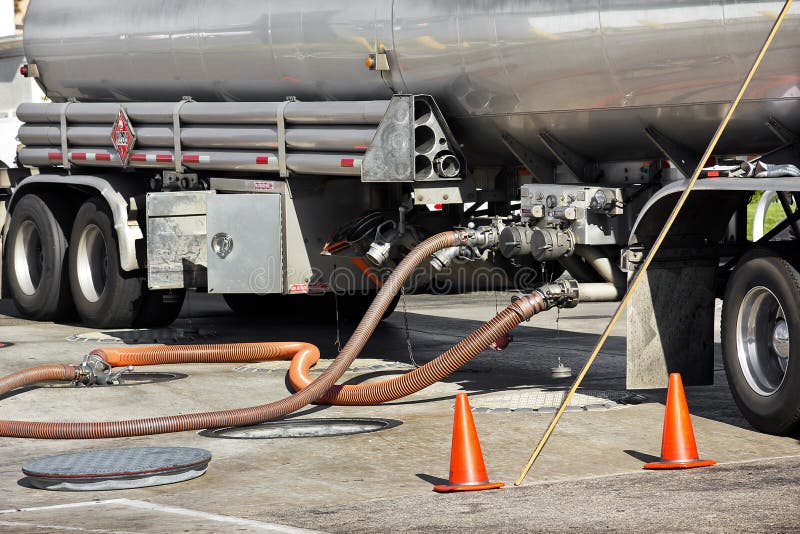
[4,0,800,435]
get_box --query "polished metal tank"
[23,1,800,163]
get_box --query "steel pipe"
[18,147,365,176]
[576,283,624,302]
[18,124,376,152]
[17,101,390,126]
[558,255,603,283]
[574,245,627,288]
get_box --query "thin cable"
[400,285,419,368]
[515,0,794,486]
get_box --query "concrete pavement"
[0,292,797,532]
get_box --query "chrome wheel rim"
[13,220,44,296]
[75,224,108,303]
[736,286,790,396]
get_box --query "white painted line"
[0,500,113,514]
[0,519,135,533]
[0,499,325,534]
[113,499,326,534]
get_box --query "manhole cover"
[203,418,402,439]
[22,447,211,491]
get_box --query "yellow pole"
[515,0,794,487]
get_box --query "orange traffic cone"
[434,393,505,492]
[644,373,716,470]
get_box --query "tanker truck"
[3,0,800,435]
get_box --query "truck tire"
[68,198,143,328]
[721,248,800,435]
[5,194,72,320]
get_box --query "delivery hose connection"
[529,279,580,310]
[75,355,133,386]
[430,225,501,271]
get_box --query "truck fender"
[4,175,142,272]
[629,179,753,248]
[625,177,800,390]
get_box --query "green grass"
[746,193,789,241]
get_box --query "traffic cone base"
[433,393,504,493]
[434,481,505,493]
[643,459,716,470]
[643,373,715,471]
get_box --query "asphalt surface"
[268,455,800,533]
[0,292,797,533]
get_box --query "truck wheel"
[68,198,143,328]
[5,194,72,320]
[136,289,186,328]
[721,248,800,435]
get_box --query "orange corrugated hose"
[0,231,551,439]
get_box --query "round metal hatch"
[22,447,211,491]
[203,418,402,439]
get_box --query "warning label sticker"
[254,181,275,191]
[289,283,329,294]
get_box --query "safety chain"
[400,285,419,368]
[332,265,342,353]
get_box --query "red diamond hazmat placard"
[110,108,137,166]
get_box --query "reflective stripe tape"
[256,156,270,165]
[48,151,62,160]
[182,155,210,164]
[131,153,174,163]
[340,158,362,168]
[70,152,113,162]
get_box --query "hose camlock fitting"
[76,355,133,387]
[431,226,501,270]
[512,279,580,320]
[536,279,580,309]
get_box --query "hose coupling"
[366,221,399,266]
[430,245,481,271]
[75,355,134,386]
[536,279,580,309]
[463,225,501,250]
